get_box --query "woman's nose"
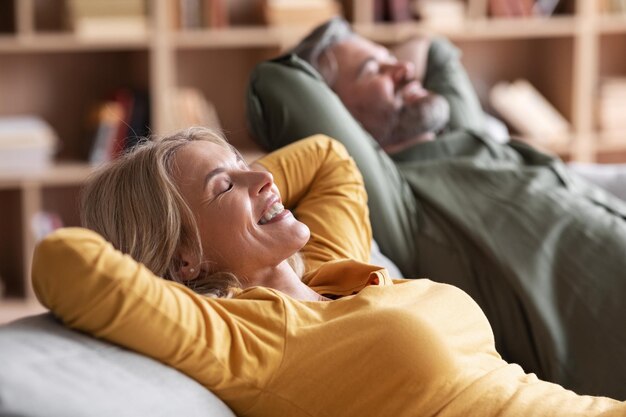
[251,170,274,195]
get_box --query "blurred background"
[1,0,625,322]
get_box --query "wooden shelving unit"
[1,0,626,322]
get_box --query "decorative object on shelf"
[262,0,342,28]
[489,0,560,17]
[168,88,222,133]
[489,79,571,146]
[174,0,229,30]
[0,116,58,173]
[597,77,626,135]
[66,0,148,38]
[412,0,466,27]
[598,0,626,14]
[89,89,150,165]
[533,0,561,16]
[31,211,64,242]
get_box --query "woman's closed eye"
[216,177,233,196]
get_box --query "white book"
[490,79,571,145]
[0,116,58,172]
[74,16,148,39]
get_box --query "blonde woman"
[33,128,625,417]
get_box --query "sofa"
[0,238,400,417]
[0,313,236,417]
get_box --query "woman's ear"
[175,251,198,282]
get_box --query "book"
[168,88,222,132]
[489,0,534,17]
[124,91,151,151]
[31,211,64,242]
[375,0,412,22]
[489,79,571,145]
[533,0,561,16]
[88,89,151,164]
[262,0,342,27]
[203,0,229,28]
[88,101,124,165]
[413,0,466,27]
[0,116,58,172]
[178,0,203,29]
[597,77,626,133]
[66,0,148,38]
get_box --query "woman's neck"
[244,261,327,301]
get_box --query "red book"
[108,89,134,160]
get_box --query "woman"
[33,128,625,417]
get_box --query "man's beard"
[379,93,450,148]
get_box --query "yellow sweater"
[33,136,625,417]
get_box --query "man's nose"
[382,61,416,85]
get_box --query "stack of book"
[489,79,571,146]
[597,77,626,134]
[412,0,466,27]
[262,0,342,27]
[0,116,58,173]
[488,0,561,17]
[66,0,148,38]
[172,0,229,30]
[89,89,150,165]
[598,0,626,14]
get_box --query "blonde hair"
[81,126,303,298]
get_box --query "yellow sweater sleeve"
[31,227,286,414]
[256,135,372,275]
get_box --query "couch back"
[0,313,235,417]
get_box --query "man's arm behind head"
[246,54,421,276]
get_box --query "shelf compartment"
[0,1,16,34]
[0,51,150,161]
[175,47,279,148]
[457,37,575,125]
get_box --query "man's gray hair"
[289,17,354,78]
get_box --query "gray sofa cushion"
[0,313,235,417]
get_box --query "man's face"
[322,36,449,149]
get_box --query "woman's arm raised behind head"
[255,135,372,273]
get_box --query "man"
[246,18,626,399]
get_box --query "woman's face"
[172,140,310,285]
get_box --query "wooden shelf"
[0,163,94,189]
[0,33,150,53]
[597,132,626,152]
[596,15,626,34]
[173,26,311,49]
[355,16,579,43]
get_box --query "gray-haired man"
[247,18,626,399]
